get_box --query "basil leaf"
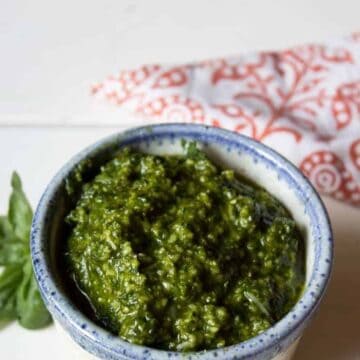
[0,265,23,291]
[244,290,271,319]
[226,177,255,198]
[0,215,26,266]
[16,260,52,329]
[8,172,33,243]
[0,265,23,321]
[0,241,27,266]
[0,216,14,243]
[1,172,52,329]
[0,291,17,321]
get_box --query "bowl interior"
[32,124,332,360]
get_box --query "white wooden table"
[1,1,360,359]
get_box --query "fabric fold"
[93,33,360,206]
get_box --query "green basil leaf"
[0,216,15,243]
[0,285,18,321]
[8,172,33,243]
[0,265,23,291]
[16,260,52,329]
[0,215,26,266]
[0,242,27,266]
[0,265,23,321]
[244,290,271,319]
[1,173,52,329]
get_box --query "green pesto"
[65,143,305,352]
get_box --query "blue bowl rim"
[31,123,333,359]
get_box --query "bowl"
[31,123,333,360]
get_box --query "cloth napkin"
[92,33,360,206]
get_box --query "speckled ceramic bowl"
[31,124,333,360]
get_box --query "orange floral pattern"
[93,34,360,206]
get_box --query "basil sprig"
[0,172,52,329]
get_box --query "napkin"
[92,33,360,206]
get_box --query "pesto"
[65,144,305,352]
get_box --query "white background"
[1,0,360,125]
[1,1,360,359]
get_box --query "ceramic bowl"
[31,123,333,360]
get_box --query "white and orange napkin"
[92,33,360,206]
